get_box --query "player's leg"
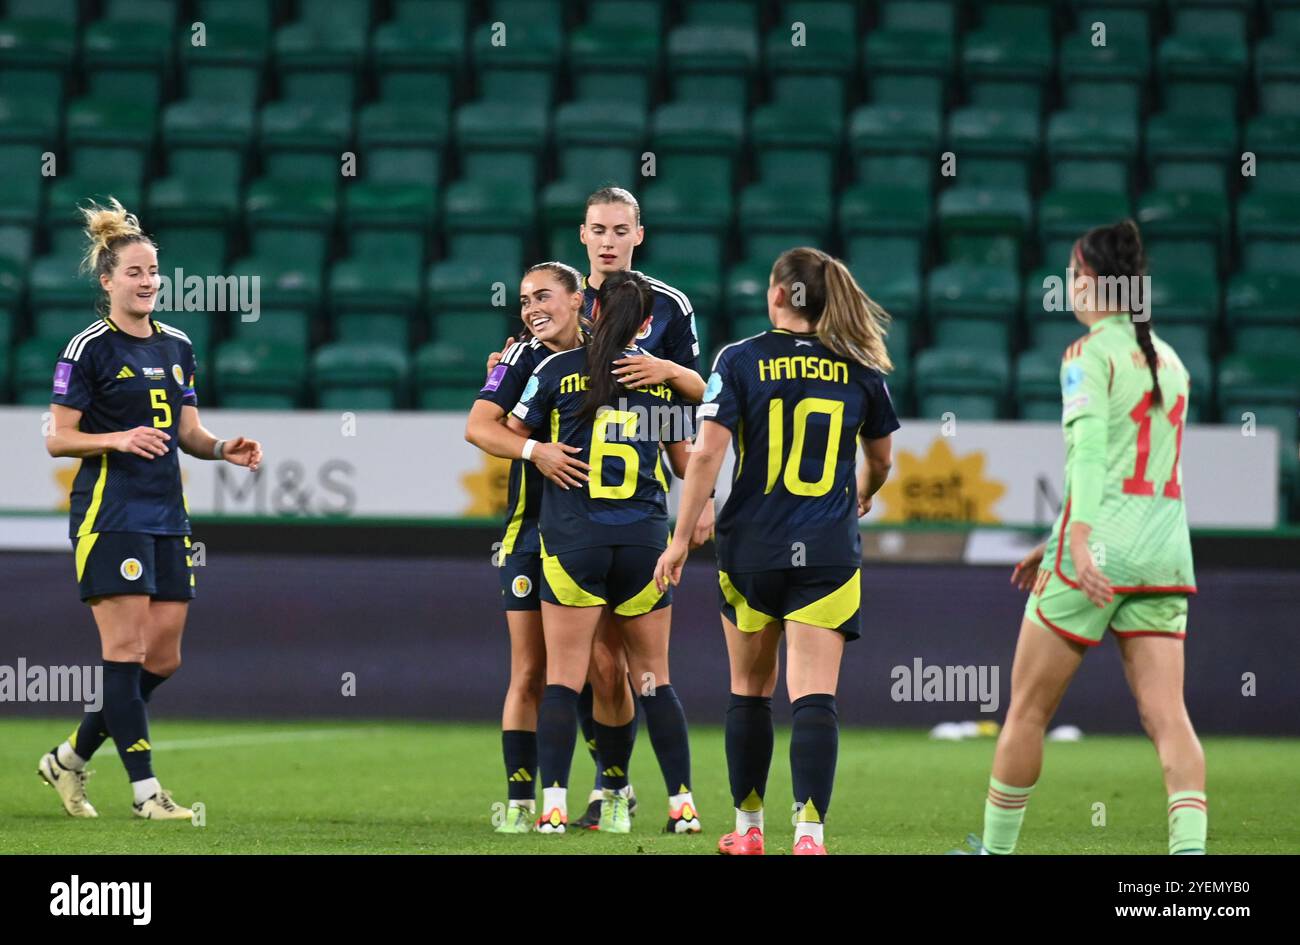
[779,565,859,855]
[717,607,781,855]
[980,617,1087,853]
[1113,595,1206,854]
[572,613,637,830]
[496,553,545,832]
[784,620,845,855]
[535,546,609,832]
[610,544,697,833]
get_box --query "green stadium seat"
[455,100,547,189]
[213,339,307,409]
[1137,190,1230,275]
[1016,347,1064,421]
[937,186,1033,268]
[1225,271,1300,354]
[725,259,773,323]
[49,98,154,217]
[1256,33,1300,115]
[1175,347,1214,423]
[750,104,841,197]
[258,100,353,180]
[82,6,172,109]
[441,180,535,243]
[841,185,929,321]
[0,141,45,230]
[34,308,97,341]
[228,307,313,351]
[1023,271,1087,352]
[771,74,848,126]
[569,5,660,108]
[472,17,564,107]
[154,312,215,374]
[151,100,255,223]
[666,14,759,108]
[14,335,67,405]
[1216,351,1300,493]
[234,179,339,318]
[554,101,647,192]
[181,18,268,110]
[947,107,1041,189]
[1149,269,1220,325]
[330,255,421,343]
[914,347,1011,420]
[1036,188,1133,266]
[1244,114,1300,193]
[372,0,465,104]
[431,311,512,357]
[738,185,833,259]
[414,340,484,411]
[1047,110,1139,193]
[538,178,593,266]
[927,263,1020,351]
[428,252,526,316]
[651,102,747,160]
[1236,190,1300,273]
[28,252,92,310]
[0,255,23,306]
[1146,113,1237,197]
[962,5,1055,113]
[765,3,857,80]
[864,29,955,116]
[1157,30,1248,120]
[848,105,942,193]
[312,342,410,411]
[273,2,369,105]
[0,93,58,146]
[0,15,76,107]
[1059,12,1149,117]
[6,0,79,24]
[879,0,958,34]
[1154,323,1214,361]
[149,223,229,274]
[883,317,911,411]
[0,224,33,269]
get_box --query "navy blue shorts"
[718,566,861,641]
[498,551,541,611]
[540,545,671,616]
[72,532,196,603]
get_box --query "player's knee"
[513,662,546,703]
[147,655,181,677]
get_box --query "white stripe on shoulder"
[157,322,192,345]
[710,332,767,372]
[65,321,110,360]
[501,341,523,365]
[645,276,694,316]
[533,345,581,373]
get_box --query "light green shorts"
[1024,567,1188,646]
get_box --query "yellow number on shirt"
[589,409,639,499]
[150,388,172,428]
[764,397,844,497]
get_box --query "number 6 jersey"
[1050,313,1196,592]
[697,328,900,572]
[51,316,198,538]
[511,344,692,555]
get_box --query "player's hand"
[1010,541,1047,591]
[486,337,514,374]
[689,497,715,549]
[654,538,690,593]
[1068,529,1113,608]
[222,436,262,472]
[613,352,677,389]
[529,442,589,490]
[115,426,169,459]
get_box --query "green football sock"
[1167,791,1207,855]
[982,776,1035,855]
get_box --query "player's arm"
[468,399,589,488]
[45,404,169,459]
[177,404,262,469]
[655,419,730,591]
[613,298,706,401]
[1061,348,1113,606]
[857,432,893,517]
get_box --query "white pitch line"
[151,728,379,751]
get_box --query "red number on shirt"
[1121,392,1186,497]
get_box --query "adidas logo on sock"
[124,739,151,753]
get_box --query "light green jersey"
[1046,314,1197,592]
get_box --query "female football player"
[507,270,699,835]
[39,198,263,820]
[464,261,592,833]
[656,247,899,855]
[485,187,711,831]
[955,220,1205,855]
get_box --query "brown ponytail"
[1076,219,1160,405]
[582,270,653,422]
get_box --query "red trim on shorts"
[1053,499,1197,595]
[1111,628,1187,640]
[1034,606,1101,647]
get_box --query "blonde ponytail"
[770,247,893,373]
[79,197,152,279]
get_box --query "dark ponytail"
[1077,219,1161,406]
[582,270,653,422]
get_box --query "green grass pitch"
[2,719,1295,854]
